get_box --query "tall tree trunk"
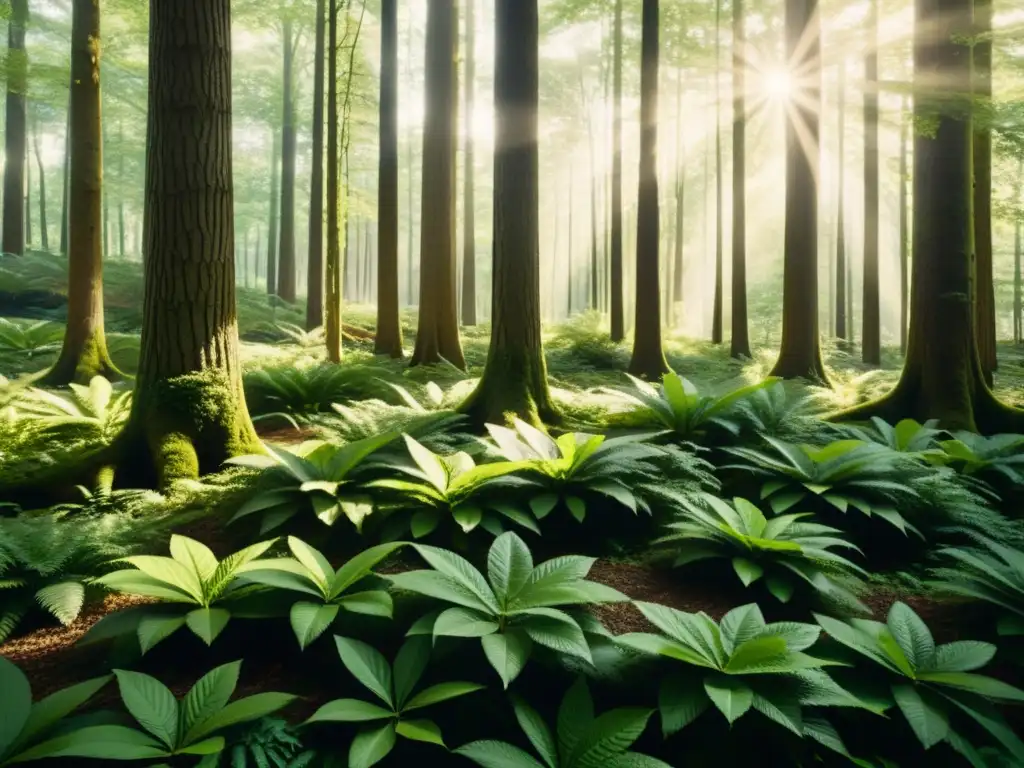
[711,0,724,344]
[277,20,298,303]
[770,0,828,382]
[2,0,28,255]
[835,0,1023,432]
[973,0,996,383]
[835,64,847,343]
[376,0,403,355]
[609,0,625,341]
[102,125,109,258]
[1015,157,1022,345]
[306,0,327,330]
[580,70,599,312]
[672,73,685,329]
[60,99,70,255]
[730,0,750,358]
[405,11,417,307]
[410,0,465,368]
[567,166,574,316]
[461,0,555,426]
[862,0,881,365]
[628,0,670,378]
[117,122,125,257]
[899,95,909,354]
[267,130,280,295]
[118,0,259,487]
[30,106,48,251]
[25,141,32,247]
[42,0,119,385]
[460,0,477,326]
[325,2,341,360]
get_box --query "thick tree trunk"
[862,0,880,365]
[60,91,70,255]
[267,130,280,295]
[410,0,465,369]
[834,0,1023,432]
[609,0,625,341]
[2,0,28,255]
[730,0,750,359]
[306,0,326,330]
[31,107,48,251]
[628,0,670,378]
[325,0,343,361]
[376,0,403,355]
[973,0,996,383]
[899,96,910,354]
[118,0,260,488]
[711,0,723,345]
[460,0,477,326]
[277,20,298,303]
[770,0,828,383]
[42,0,119,386]
[461,0,555,427]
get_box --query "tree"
[711,0,723,345]
[730,0,750,359]
[899,95,909,354]
[461,0,477,326]
[306,0,326,330]
[609,0,624,341]
[410,0,465,369]
[973,0,996,383]
[42,0,120,386]
[461,0,555,427]
[835,63,848,344]
[628,0,670,378]
[1016,156,1022,345]
[325,0,343,362]
[834,0,1024,432]
[672,73,685,329]
[2,0,29,256]
[277,15,300,303]
[267,132,280,294]
[30,106,48,252]
[769,0,828,382]
[375,0,403,357]
[118,0,261,487]
[861,0,880,365]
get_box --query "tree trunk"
[306,0,326,330]
[834,0,1023,432]
[899,95,909,354]
[42,0,119,386]
[1015,157,1022,345]
[25,141,32,247]
[973,0,996,383]
[410,0,465,369]
[277,19,298,303]
[31,107,48,251]
[2,0,28,255]
[672,73,685,329]
[861,0,881,365]
[609,0,625,341]
[567,166,574,316]
[770,0,828,383]
[730,0,750,358]
[628,0,670,378]
[117,123,125,257]
[118,0,260,488]
[580,70,599,312]
[267,130,280,295]
[405,12,417,307]
[835,64,847,343]
[461,0,555,427]
[460,0,477,326]
[254,226,262,291]
[60,99,70,254]
[376,0,403,355]
[711,0,724,344]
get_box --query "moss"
[39,330,122,386]
[459,349,559,429]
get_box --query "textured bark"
[899,96,909,354]
[460,0,555,427]
[861,0,880,365]
[60,101,70,254]
[730,0,750,359]
[835,65,847,343]
[306,0,326,330]
[672,73,684,328]
[2,0,28,255]
[609,0,625,341]
[460,0,477,326]
[30,107,48,251]
[325,0,343,362]
[42,0,119,386]
[410,0,465,369]
[833,0,1023,433]
[376,0,403,355]
[711,0,723,345]
[628,0,670,379]
[267,130,280,294]
[118,0,260,488]
[770,0,828,383]
[277,19,298,303]
[973,0,996,383]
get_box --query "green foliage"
[658,494,867,609]
[817,603,1024,764]
[930,432,1024,488]
[87,535,280,652]
[930,537,1024,636]
[228,434,399,534]
[392,532,626,687]
[12,376,130,446]
[0,318,62,356]
[731,381,825,444]
[618,603,861,749]
[324,397,469,454]
[0,656,111,766]
[455,677,670,768]
[216,718,316,768]
[845,418,946,459]
[239,537,404,649]
[303,635,484,768]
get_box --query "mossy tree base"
[769,350,831,386]
[39,331,122,386]
[459,350,559,430]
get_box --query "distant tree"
[267,131,280,294]
[899,95,909,354]
[277,15,300,303]
[2,0,28,255]
[730,0,750,359]
[325,0,343,361]
[609,0,625,341]
[461,0,478,326]
[835,63,848,345]
[30,105,48,252]
[711,0,723,345]
[306,0,326,330]
[376,0,403,356]
[861,0,880,365]
[973,0,996,383]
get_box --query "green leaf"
[35,581,85,626]
[7,724,168,762]
[137,614,187,655]
[304,699,393,723]
[349,721,397,768]
[731,557,764,587]
[703,675,753,724]
[14,675,111,752]
[482,630,533,688]
[176,736,226,755]
[658,676,710,736]
[411,544,500,614]
[389,570,493,613]
[291,602,340,649]
[169,536,219,584]
[511,696,557,768]
[769,492,805,514]
[892,683,948,749]
[97,570,197,603]
[337,591,394,619]
[186,693,296,743]
[185,607,231,646]
[887,602,935,672]
[392,636,432,709]
[453,504,484,532]
[558,678,595,761]
[118,556,205,603]
[918,672,1024,701]
[405,682,486,712]
[520,611,593,663]
[530,494,560,520]
[181,660,241,744]
[568,707,653,767]
[330,542,406,599]
[0,657,32,758]
[113,669,179,750]
[286,538,334,590]
[765,575,795,603]
[488,532,535,606]
[335,636,394,708]
[395,718,445,746]
[411,508,441,539]
[433,606,500,638]
[931,641,996,673]
[404,435,449,493]
[566,496,587,522]
[454,740,548,768]
[718,604,766,656]
[725,636,788,673]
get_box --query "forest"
[1,0,1024,765]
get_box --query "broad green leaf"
[14,675,112,751]
[286,538,334,589]
[97,570,198,604]
[404,682,485,711]
[0,657,32,758]
[888,602,935,672]
[176,736,226,755]
[511,696,557,768]
[520,612,593,663]
[185,693,296,743]
[703,675,753,724]
[389,570,493,613]
[395,718,445,746]
[725,636,788,673]
[403,435,449,493]
[918,672,1024,701]
[488,532,534,605]
[169,537,219,584]
[335,636,394,708]
[337,591,394,619]
[119,556,204,603]
[616,633,712,667]
[566,496,586,522]
[731,558,764,587]
[206,540,279,599]
[410,544,500,613]
[185,608,231,646]
[482,630,533,688]
[568,707,653,767]
[411,508,441,539]
[7,724,167,762]
[181,661,240,744]
[658,675,710,736]
[765,575,795,603]
[433,606,500,638]
[514,419,560,460]
[137,614,187,654]
[892,683,948,749]
[931,641,996,673]
[113,669,179,750]
[339,496,375,531]
[530,494,560,520]
[304,699,393,723]
[455,740,548,768]
[349,721,397,768]
[290,603,340,649]
[393,637,431,709]
[557,678,595,761]
[453,504,484,532]
[330,542,406,599]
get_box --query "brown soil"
[255,424,320,445]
